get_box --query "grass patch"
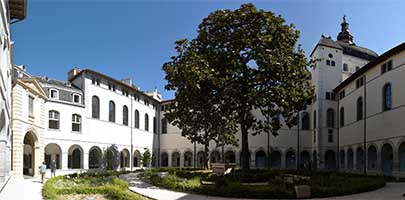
[43,171,146,200]
[140,168,386,199]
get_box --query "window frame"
[109,100,116,122]
[382,83,392,111]
[73,93,81,103]
[71,114,81,132]
[92,96,100,119]
[49,88,59,100]
[48,110,60,130]
[357,97,363,121]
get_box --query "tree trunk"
[241,120,250,170]
[204,141,209,170]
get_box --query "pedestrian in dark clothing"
[50,160,56,177]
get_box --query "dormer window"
[73,94,81,103]
[50,89,59,99]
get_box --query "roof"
[334,42,405,93]
[36,76,82,92]
[310,36,378,61]
[69,69,162,103]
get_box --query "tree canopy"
[163,3,313,170]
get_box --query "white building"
[6,15,405,178]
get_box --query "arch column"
[180,152,184,167]
[62,151,69,170]
[281,151,286,168]
[83,152,89,169]
[168,151,172,167]
[393,149,399,173]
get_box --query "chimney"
[68,67,81,81]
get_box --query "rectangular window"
[49,111,60,129]
[356,77,364,89]
[73,94,80,103]
[72,115,81,132]
[28,96,34,117]
[331,93,336,101]
[331,60,335,66]
[325,92,330,100]
[381,60,393,74]
[326,60,331,66]
[328,129,334,143]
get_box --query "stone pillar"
[393,149,400,175]
[62,152,69,170]
[180,152,184,168]
[168,151,172,167]
[281,151,286,168]
[83,152,89,169]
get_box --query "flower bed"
[140,168,386,199]
[43,171,146,200]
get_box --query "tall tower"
[309,16,377,170]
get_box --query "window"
[339,90,345,100]
[72,114,81,132]
[381,60,393,74]
[326,60,331,66]
[326,92,331,100]
[355,66,360,71]
[153,117,157,133]
[326,109,335,128]
[340,107,345,127]
[313,110,317,129]
[28,96,34,117]
[331,93,336,101]
[343,63,348,72]
[50,89,58,99]
[328,130,333,143]
[92,96,100,119]
[144,114,149,131]
[73,94,81,103]
[301,112,310,130]
[49,110,60,129]
[356,77,364,88]
[162,118,168,134]
[383,83,392,111]
[331,60,335,66]
[134,110,139,128]
[357,97,363,121]
[109,101,115,122]
[123,106,128,125]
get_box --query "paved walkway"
[122,173,405,200]
[0,176,43,200]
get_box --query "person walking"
[39,161,47,183]
[50,160,56,177]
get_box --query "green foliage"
[163,3,313,170]
[43,171,144,200]
[141,148,151,167]
[140,168,385,199]
[101,144,120,170]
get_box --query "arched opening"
[133,150,141,167]
[271,150,281,168]
[324,150,336,170]
[68,145,83,169]
[89,146,102,169]
[356,147,364,170]
[171,152,180,167]
[196,151,205,168]
[286,150,296,169]
[23,132,38,176]
[161,152,168,167]
[224,151,236,164]
[367,146,377,170]
[44,143,62,170]
[184,151,193,167]
[255,150,266,169]
[300,151,310,169]
[339,150,345,169]
[120,149,130,168]
[381,143,393,176]
[210,151,220,163]
[399,142,405,171]
[347,149,354,169]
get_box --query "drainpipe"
[336,93,340,171]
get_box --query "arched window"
[153,117,156,133]
[122,106,128,125]
[144,114,149,131]
[301,112,310,130]
[72,114,81,132]
[383,83,392,111]
[357,97,363,121]
[109,101,115,122]
[134,110,139,128]
[340,107,345,127]
[162,118,167,134]
[326,109,335,128]
[92,96,100,119]
[343,63,348,72]
[49,110,60,129]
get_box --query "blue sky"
[11,0,405,99]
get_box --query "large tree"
[164,3,313,170]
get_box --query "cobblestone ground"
[122,173,405,200]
